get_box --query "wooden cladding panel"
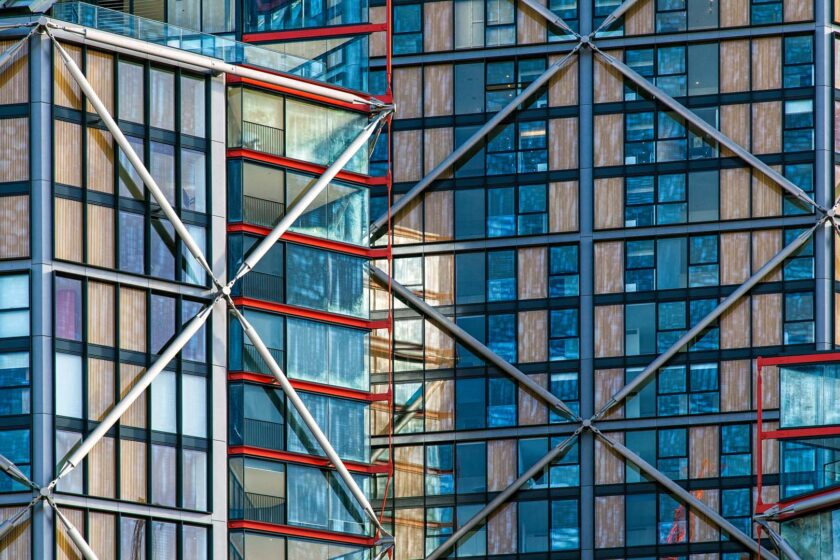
[752,293,782,347]
[518,373,547,425]
[720,104,750,153]
[720,297,750,350]
[88,512,116,559]
[394,508,423,560]
[87,204,114,268]
[549,117,578,170]
[594,177,623,229]
[425,320,455,369]
[88,435,116,498]
[720,167,750,220]
[120,363,147,429]
[424,65,453,117]
[0,117,28,182]
[487,503,517,555]
[595,369,624,419]
[424,379,454,432]
[549,181,578,232]
[752,229,782,282]
[625,0,653,35]
[87,358,114,421]
[595,495,624,548]
[394,445,423,498]
[55,197,82,262]
[517,0,546,44]
[86,49,114,115]
[424,190,453,241]
[120,439,147,503]
[369,7,387,57]
[758,365,780,410]
[594,114,623,167]
[0,40,27,105]
[55,120,82,187]
[721,0,749,27]
[752,168,782,218]
[761,421,779,475]
[548,54,578,106]
[424,128,453,176]
[392,193,423,245]
[393,130,422,183]
[595,431,624,484]
[393,67,421,119]
[517,310,547,363]
[517,247,547,300]
[594,50,624,103]
[488,439,516,491]
[785,0,813,21]
[689,489,720,543]
[0,506,30,558]
[751,101,782,154]
[423,1,452,52]
[88,281,114,347]
[690,426,719,478]
[119,287,147,352]
[720,232,750,285]
[57,507,84,560]
[595,241,623,294]
[595,305,624,358]
[0,195,28,258]
[720,360,751,412]
[752,37,782,91]
[720,41,749,93]
[87,127,114,194]
[424,254,454,306]
[54,43,82,109]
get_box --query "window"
[229,457,286,524]
[393,4,422,55]
[180,74,206,138]
[625,235,719,291]
[487,185,549,236]
[550,372,580,422]
[656,0,719,31]
[426,444,454,495]
[286,244,369,318]
[721,424,751,476]
[784,292,815,345]
[118,61,144,124]
[55,276,82,341]
[0,274,28,338]
[150,68,175,131]
[456,315,485,367]
[784,227,815,279]
[487,59,547,111]
[229,309,284,375]
[548,0,578,40]
[784,99,815,152]
[488,313,516,363]
[456,252,486,304]
[487,250,515,301]
[425,507,454,554]
[654,298,719,351]
[658,494,687,544]
[456,377,486,429]
[486,122,547,175]
[625,108,717,164]
[488,376,516,426]
[0,352,29,416]
[242,0,366,31]
[454,0,516,48]
[454,188,485,238]
[288,392,369,462]
[784,35,814,88]
[626,429,687,482]
[722,488,752,536]
[784,163,815,215]
[287,171,369,246]
[627,363,720,417]
[626,493,656,545]
[181,148,206,213]
[286,464,368,535]
[550,308,579,361]
[549,245,579,297]
[626,302,656,355]
[454,63,485,114]
[626,171,719,227]
[751,0,782,24]
[594,0,623,33]
[518,437,580,489]
[230,383,284,450]
[455,442,486,493]
[286,318,369,390]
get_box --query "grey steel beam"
[593,221,823,420]
[425,430,581,560]
[51,500,99,560]
[517,0,578,38]
[757,486,840,522]
[232,307,392,541]
[755,520,803,560]
[592,0,641,35]
[50,34,220,287]
[369,264,580,421]
[369,45,581,240]
[53,302,216,483]
[592,46,824,213]
[595,429,778,560]
[232,113,390,283]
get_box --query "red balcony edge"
[228,371,391,402]
[228,520,376,546]
[233,297,376,329]
[229,446,390,474]
[756,351,840,368]
[228,223,388,258]
[227,148,387,186]
[227,74,371,113]
[762,426,840,440]
[243,23,387,43]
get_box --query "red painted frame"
[755,352,840,516]
[227,148,388,186]
[228,371,392,403]
[243,23,387,43]
[227,223,388,259]
[232,297,389,330]
[229,520,377,546]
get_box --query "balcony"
[243,195,285,228]
[243,343,285,375]
[230,487,285,525]
[239,417,284,451]
[234,271,284,304]
[239,121,284,158]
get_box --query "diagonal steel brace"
[755,519,803,560]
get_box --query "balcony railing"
[230,488,285,525]
[243,195,285,228]
[240,121,284,157]
[242,417,284,451]
[243,344,285,375]
[237,271,284,304]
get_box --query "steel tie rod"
[370,264,580,421]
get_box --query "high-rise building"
[0,0,835,558]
